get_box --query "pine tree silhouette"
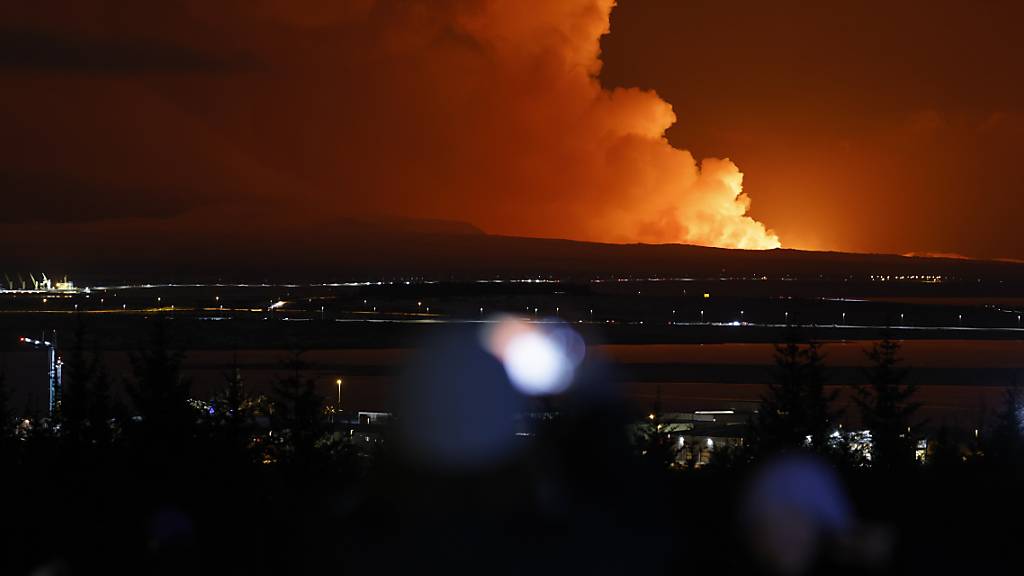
[855,332,921,471]
[0,368,14,450]
[928,424,962,470]
[62,316,97,442]
[271,351,327,467]
[87,361,113,447]
[983,381,1023,471]
[209,355,257,462]
[751,331,838,455]
[127,316,192,450]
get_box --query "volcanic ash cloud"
[359,0,781,249]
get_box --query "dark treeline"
[0,318,1022,575]
[0,317,363,575]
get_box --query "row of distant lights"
[32,300,1024,329]
[4,275,980,301]
[23,288,1024,329]
[869,275,944,282]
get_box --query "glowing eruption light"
[434,0,783,249]
[0,0,783,255]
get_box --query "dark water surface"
[4,340,1021,426]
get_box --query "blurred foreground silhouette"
[1,318,1022,575]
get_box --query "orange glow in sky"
[2,0,1023,262]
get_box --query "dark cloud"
[0,28,257,73]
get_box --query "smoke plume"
[0,0,782,259]
[321,0,781,248]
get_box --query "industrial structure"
[2,273,81,293]
[18,333,63,416]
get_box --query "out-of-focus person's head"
[740,454,853,575]
[396,325,525,472]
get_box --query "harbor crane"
[1,273,78,293]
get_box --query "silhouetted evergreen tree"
[271,352,328,467]
[928,424,962,470]
[855,333,920,471]
[983,382,1023,471]
[127,317,192,449]
[751,333,838,455]
[0,368,14,449]
[215,363,245,424]
[87,361,113,447]
[209,357,258,461]
[62,316,96,441]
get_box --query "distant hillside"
[6,218,1024,283]
[364,216,485,236]
[321,233,1024,283]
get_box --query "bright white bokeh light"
[503,331,572,395]
[481,315,585,396]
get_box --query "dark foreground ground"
[3,363,1023,576]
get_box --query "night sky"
[2,0,1022,264]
